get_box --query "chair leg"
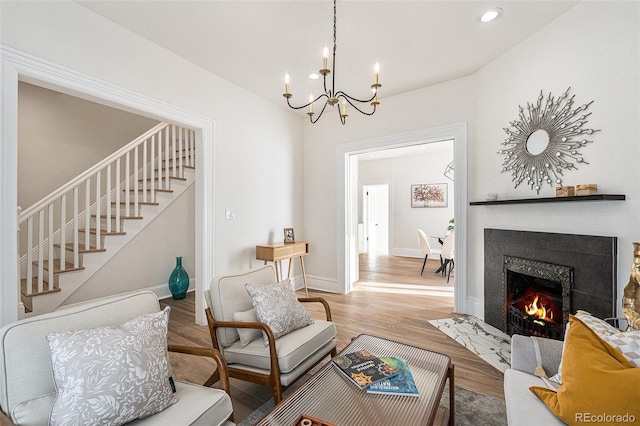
[447,260,454,283]
[421,255,428,275]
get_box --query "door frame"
[0,46,215,326]
[337,123,468,314]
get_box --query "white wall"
[304,1,639,318]
[469,1,639,317]
[358,146,454,256]
[18,82,159,208]
[0,1,304,315]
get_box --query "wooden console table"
[256,241,309,296]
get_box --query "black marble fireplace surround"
[484,229,617,337]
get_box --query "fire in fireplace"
[503,256,573,340]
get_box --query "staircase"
[18,123,195,318]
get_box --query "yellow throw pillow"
[530,315,640,426]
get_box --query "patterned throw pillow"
[245,280,314,345]
[47,307,177,426]
[603,331,640,367]
[233,308,263,346]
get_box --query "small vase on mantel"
[168,256,189,300]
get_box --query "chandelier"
[282,0,381,125]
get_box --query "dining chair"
[441,231,455,282]
[417,229,442,275]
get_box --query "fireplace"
[484,229,617,340]
[503,256,572,340]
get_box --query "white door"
[363,184,389,255]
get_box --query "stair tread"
[111,201,159,206]
[79,228,126,235]
[92,214,143,220]
[20,277,60,297]
[33,259,84,273]
[138,176,187,182]
[54,243,106,253]
[125,188,173,193]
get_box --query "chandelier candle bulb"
[308,94,314,115]
[341,99,348,117]
[283,73,291,97]
[323,46,329,69]
[374,62,380,85]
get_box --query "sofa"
[504,334,565,425]
[0,291,234,426]
[505,312,640,426]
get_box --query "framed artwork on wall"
[411,183,448,208]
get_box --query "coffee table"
[255,334,454,426]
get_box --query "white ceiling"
[76,1,579,118]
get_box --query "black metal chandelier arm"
[337,94,377,116]
[286,93,329,110]
[310,102,330,124]
[336,90,377,104]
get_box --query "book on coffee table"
[332,350,398,388]
[366,357,419,397]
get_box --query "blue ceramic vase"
[168,256,189,300]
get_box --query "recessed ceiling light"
[480,8,503,23]
[309,73,319,80]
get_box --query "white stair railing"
[18,123,196,298]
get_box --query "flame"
[524,295,554,322]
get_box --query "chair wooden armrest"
[298,297,333,321]
[0,408,14,426]
[167,345,233,395]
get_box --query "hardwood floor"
[161,254,502,423]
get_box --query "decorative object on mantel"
[555,185,575,197]
[576,183,598,195]
[499,87,599,194]
[411,183,448,208]
[168,256,189,300]
[282,0,381,125]
[623,242,640,331]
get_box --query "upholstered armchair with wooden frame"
[204,265,338,404]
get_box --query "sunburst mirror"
[499,88,599,194]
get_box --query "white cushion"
[245,280,314,345]
[223,320,336,373]
[504,369,563,426]
[129,381,233,426]
[232,309,262,347]
[205,266,277,348]
[47,307,177,425]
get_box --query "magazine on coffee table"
[332,350,398,388]
[366,357,419,397]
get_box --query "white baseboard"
[465,296,484,320]
[303,274,340,294]
[391,248,422,258]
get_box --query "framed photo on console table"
[284,228,295,243]
[411,183,448,208]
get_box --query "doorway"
[337,123,468,314]
[362,184,389,255]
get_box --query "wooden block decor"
[576,184,598,196]
[556,186,575,197]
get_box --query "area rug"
[238,379,507,426]
[428,316,511,372]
